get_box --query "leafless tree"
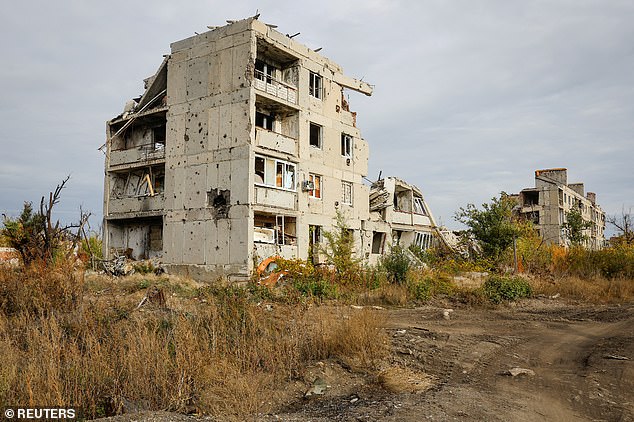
[606,207,633,245]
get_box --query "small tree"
[455,193,522,261]
[1,176,90,266]
[563,208,592,246]
[320,210,361,281]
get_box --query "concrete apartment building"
[102,17,439,279]
[515,168,605,249]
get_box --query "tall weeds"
[0,265,387,419]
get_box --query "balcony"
[254,186,296,210]
[253,70,297,104]
[255,127,297,155]
[109,145,165,168]
[107,194,164,216]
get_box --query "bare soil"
[97,298,634,421]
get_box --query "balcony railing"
[253,70,297,104]
[109,144,165,168]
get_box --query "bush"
[407,273,454,302]
[0,262,83,316]
[483,275,532,303]
[379,246,410,284]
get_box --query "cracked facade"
[103,17,439,280]
[515,168,606,249]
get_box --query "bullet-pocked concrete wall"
[163,21,254,279]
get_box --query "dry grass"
[0,266,388,419]
[530,275,634,303]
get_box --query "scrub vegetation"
[0,192,632,419]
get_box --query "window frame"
[255,111,274,131]
[308,173,322,199]
[254,155,297,191]
[341,133,353,158]
[255,60,276,84]
[309,122,322,149]
[309,71,323,99]
[413,197,427,215]
[341,181,353,205]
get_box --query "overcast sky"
[1,0,632,235]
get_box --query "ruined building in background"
[103,17,439,280]
[515,168,605,249]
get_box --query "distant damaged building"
[515,168,606,249]
[103,17,440,279]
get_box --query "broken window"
[309,72,322,99]
[341,133,353,158]
[394,189,412,212]
[309,122,322,148]
[111,168,164,198]
[153,125,166,150]
[254,213,296,245]
[342,181,353,205]
[529,211,539,225]
[256,111,274,131]
[309,225,322,245]
[413,197,427,215]
[308,174,321,199]
[371,232,385,254]
[414,232,433,250]
[255,60,276,84]
[523,190,539,206]
[254,155,296,190]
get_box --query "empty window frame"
[255,60,276,83]
[309,173,322,199]
[371,232,385,254]
[254,155,296,190]
[413,197,427,215]
[414,231,433,250]
[341,133,353,157]
[255,111,274,131]
[341,181,353,205]
[309,122,322,148]
[254,213,296,245]
[153,125,166,150]
[309,225,322,245]
[309,72,322,99]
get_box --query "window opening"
[341,133,352,157]
[254,155,296,190]
[255,60,276,84]
[309,72,322,99]
[413,197,427,215]
[256,111,274,131]
[309,122,322,148]
[342,181,353,205]
[309,174,321,199]
[371,232,385,254]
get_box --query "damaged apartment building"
[515,168,606,249]
[103,17,439,280]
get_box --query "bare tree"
[2,176,91,266]
[607,207,633,245]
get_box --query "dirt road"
[97,298,633,421]
[273,299,633,421]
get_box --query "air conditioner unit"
[302,180,315,191]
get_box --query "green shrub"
[293,278,338,299]
[483,275,532,303]
[379,246,411,284]
[408,274,454,302]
